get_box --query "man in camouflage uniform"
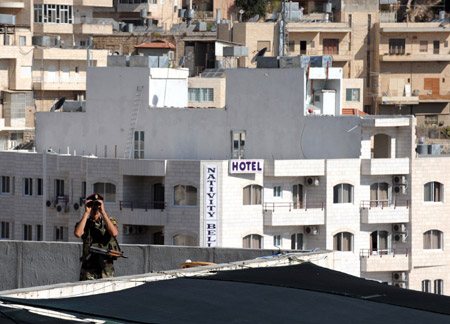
[74,193,119,280]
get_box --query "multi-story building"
[1,60,449,295]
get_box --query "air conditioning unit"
[394,185,407,194]
[393,223,407,233]
[393,233,407,243]
[305,226,319,235]
[392,272,408,282]
[124,225,135,235]
[393,282,407,289]
[393,175,407,185]
[56,205,63,213]
[305,177,319,186]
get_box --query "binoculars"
[86,200,101,208]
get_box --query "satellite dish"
[251,47,267,64]
[178,56,185,67]
[248,14,259,22]
[239,9,244,14]
[50,97,66,112]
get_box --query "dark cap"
[86,193,104,201]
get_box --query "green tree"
[235,0,267,20]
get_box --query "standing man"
[74,193,119,280]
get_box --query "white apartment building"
[0,63,448,296]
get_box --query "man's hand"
[85,200,93,213]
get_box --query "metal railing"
[32,76,86,84]
[360,248,409,258]
[360,200,409,209]
[263,201,324,212]
[120,201,166,211]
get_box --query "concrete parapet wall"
[0,241,284,291]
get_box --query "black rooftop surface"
[2,263,450,324]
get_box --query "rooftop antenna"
[250,47,267,64]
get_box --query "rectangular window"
[232,130,246,159]
[434,40,440,55]
[0,222,10,239]
[37,178,43,196]
[19,36,26,46]
[54,226,65,241]
[36,224,43,241]
[23,224,32,241]
[55,179,64,197]
[134,131,144,159]
[1,176,10,194]
[257,41,271,52]
[425,115,438,126]
[188,88,214,102]
[23,178,32,196]
[273,186,281,197]
[34,4,43,23]
[389,39,406,54]
[273,235,282,247]
[323,39,339,55]
[34,4,73,24]
[420,41,428,53]
[346,89,360,102]
[93,182,116,203]
[81,181,86,199]
[288,41,295,53]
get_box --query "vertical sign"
[204,165,218,247]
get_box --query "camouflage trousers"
[80,263,115,281]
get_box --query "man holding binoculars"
[74,193,119,280]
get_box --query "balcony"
[119,201,167,226]
[263,201,325,226]
[32,76,86,91]
[378,95,419,105]
[360,158,409,175]
[33,47,108,62]
[286,22,351,33]
[264,159,325,177]
[73,18,113,35]
[360,200,409,224]
[360,248,409,272]
[73,0,112,6]
[34,23,73,34]
[0,1,24,8]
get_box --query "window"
[93,182,116,203]
[273,186,281,197]
[23,224,32,241]
[257,41,271,52]
[37,178,43,196]
[346,89,360,102]
[424,182,442,202]
[435,279,444,295]
[19,36,26,46]
[389,39,405,54]
[81,181,86,199]
[333,183,353,204]
[422,280,431,293]
[291,233,303,249]
[1,222,10,239]
[425,115,438,126]
[243,185,262,205]
[188,88,214,102]
[288,41,295,53]
[173,185,197,206]
[232,130,245,159]
[371,230,388,254]
[134,131,144,159]
[54,226,65,241]
[292,184,303,209]
[23,178,32,196]
[243,234,262,248]
[36,225,42,241]
[323,39,339,55]
[273,235,282,247]
[333,232,353,251]
[55,179,64,197]
[33,4,73,24]
[370,182,389,207]
[420,41,428,52]
[172,234,196,246]
[423,230,443,250]
[1,176,10,194]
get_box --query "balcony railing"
[360,248,409,258]
[263,201,324,212]
[120,201,165,211]
[360,200,409,210]
[32,76,86,84]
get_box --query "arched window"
[173,185,197,206]
[292,184,303,209]
[172,234,196,246]
[333,183,353,204]
[333,232,353,251]
[423,230,443,250]
[370,230,389,254]
[243,234,262,248]
[435,279,444,295]
[291,233,304,250]
[93,182,116,203]
[373,134,391,158]
[243,185,262,205]
[370,182,389,207]
[424,182,443,202]
[422,280,431,293]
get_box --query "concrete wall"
[0,240,285,291]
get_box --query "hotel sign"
[204,165,218,247]
[229,159,264,174]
